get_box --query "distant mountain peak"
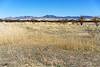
[43,15,57,18]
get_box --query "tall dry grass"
[0,22,99,52]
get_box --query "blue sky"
[0,0,100,17]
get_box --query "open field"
[0,22,100,67]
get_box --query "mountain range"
[1,15,97,20]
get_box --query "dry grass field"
[0,22,100,67]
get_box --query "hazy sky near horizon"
[0,0,100,17]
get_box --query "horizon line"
[0,15,100,18]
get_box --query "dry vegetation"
[0,22,100,67]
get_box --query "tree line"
[0,16,100,26]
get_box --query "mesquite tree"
[92,17,99,26]
[0,19,3,22]
[79,16,84,25]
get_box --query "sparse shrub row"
[0,16,100,26]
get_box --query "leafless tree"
[92,17,99,26]
[79,16,84,25]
